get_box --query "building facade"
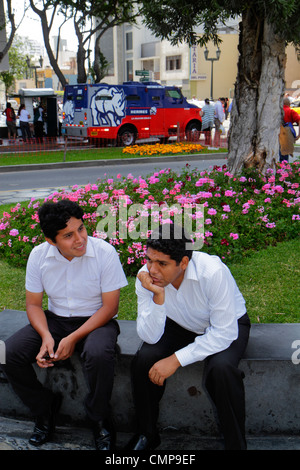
[98,17,240,101]
[98,17,300,102]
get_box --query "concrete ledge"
[0,310,299,435]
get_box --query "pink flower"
[274,185,284,193]
[9,229,19,236]
[224,190,235,197]
[229,233,239,240]
[207,208,217,215]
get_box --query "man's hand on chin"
[137,271,165,304]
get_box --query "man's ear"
[180,255,190,271]
[44,236,56,247]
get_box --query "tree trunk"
[227,10,286,174]
[77,44,87,84]
[94,34,103,83]
[29,0,67,88]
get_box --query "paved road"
[0,156,227,205]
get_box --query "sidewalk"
[0,415,299,451]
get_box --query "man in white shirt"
[1,200,127,450]
[127,224,250,451]
[213,97,225,148]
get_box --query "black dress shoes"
[91,420,116,450]
[29,393,63,447]
[126,433,161,450]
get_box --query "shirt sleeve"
[291,109,300,123]
[25,248,44,293]
[175,266,239,366]
[99,244,128,292]
[135,275,167,344]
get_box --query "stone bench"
[0,309,299,435]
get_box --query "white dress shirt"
[214,100,225,122]
[19,109,30,122]
[135,251,246,367]
[26,236,128,317]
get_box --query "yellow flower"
[122,142,204,156]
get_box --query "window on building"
[126,60,133,81]
[166,55,182,71]
[126,32,133,51]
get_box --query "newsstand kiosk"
[18,88,58,138]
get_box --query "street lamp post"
[204,47,221,100]
[26,55,43,88]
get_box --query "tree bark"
[76,44,87,84]
[29,0,67,88]
[0,0,16,63]
[227,10,286,174]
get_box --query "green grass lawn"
[0,145,227,166]
[1,238,299,323]
[228,238,299,323]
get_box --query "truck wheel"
[186,122,201,141]
[118,127,137,146]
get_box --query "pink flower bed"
[0,161,299,276]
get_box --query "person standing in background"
[2,102,17,141]
[34,102,44,143]
[18,104,31,142]
[213,97,225,148]
[200,98,215,146]
[279,97,300,162]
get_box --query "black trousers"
[20,121,31,141]
[1,310,119,422]
[34,121,44,142]
[131,314,251,450]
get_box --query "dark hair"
[147,223,193,264]
[38,200,84,242]
[205,98,210,104]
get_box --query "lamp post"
[204,47,221,100]
[26,55,43,88]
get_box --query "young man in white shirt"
[1,200,128,450]
[127,224,250,450]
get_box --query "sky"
[14,6,77,52]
